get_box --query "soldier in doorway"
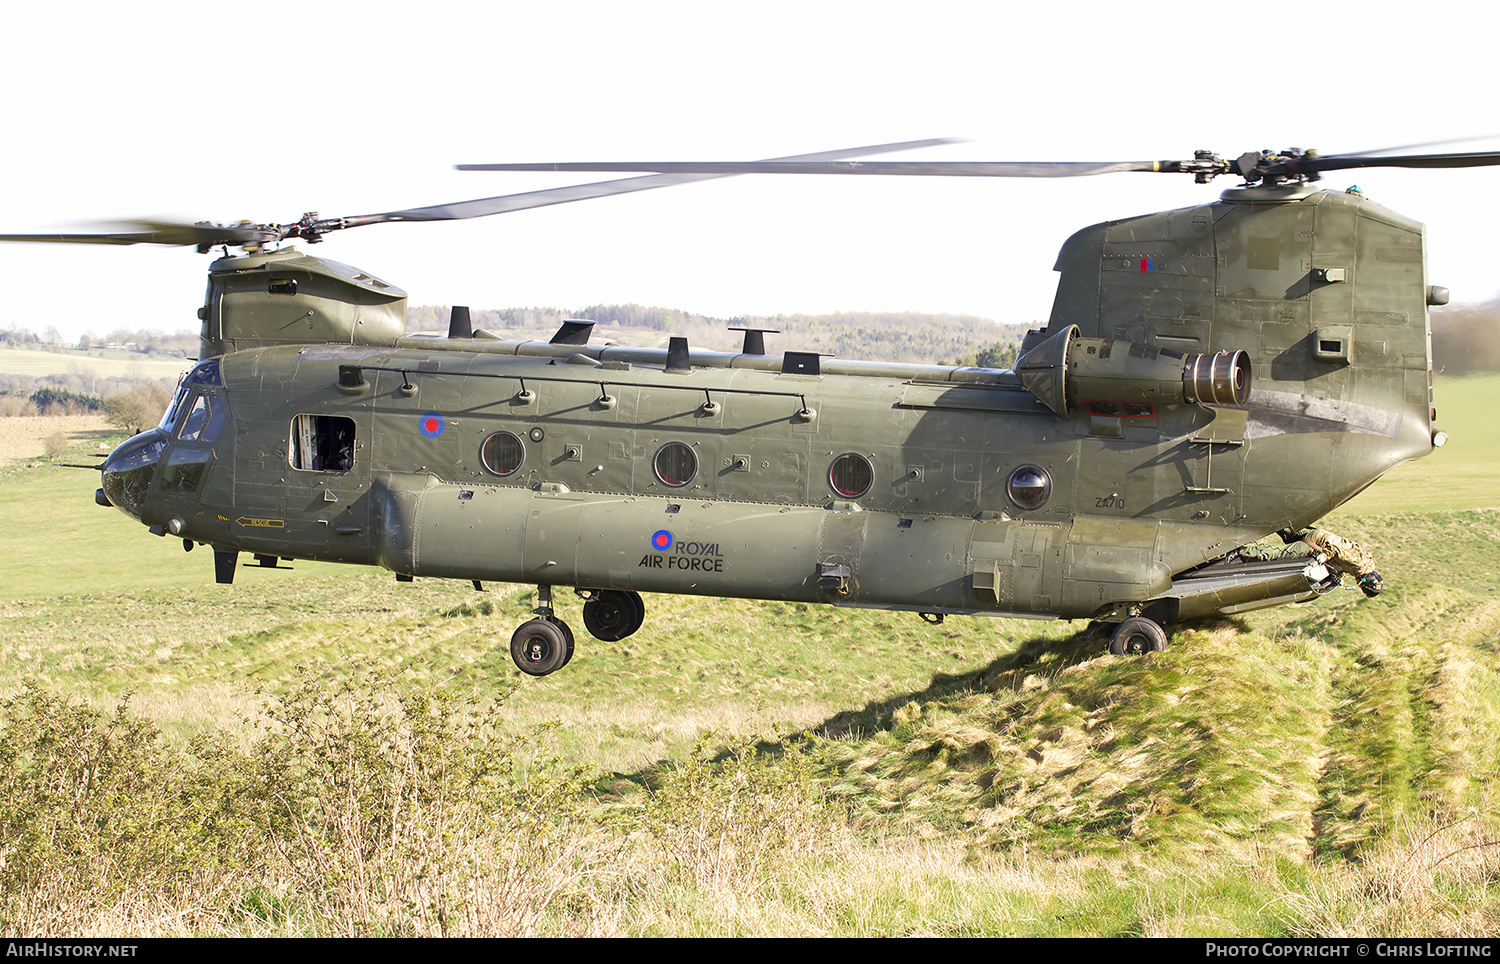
[1236,527,1385,597]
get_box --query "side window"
[828,453,874,499]
[480,431,526,476]
[290,415,356,472]
[653,441,698,488]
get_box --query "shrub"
[635,740,843,892]
[247,674,607,936]
[0,678,610,936]
[102,386,171,436]
[0,686,239,933]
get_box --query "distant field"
[0,347,190,382]
[1334,373,1500,514]
[0,414,113,466]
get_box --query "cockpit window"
[177,394,226,443]
[290,414,356,472]
[102,435,167,517]
[182,358,222,386]
[158,386,190,434]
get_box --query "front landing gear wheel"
[554,617,576,667]
[582,590,646,641]
[1109,617,1168,655]
[511,618,571,676]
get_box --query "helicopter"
[4,140,1488,674]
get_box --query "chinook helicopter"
[5,140,1488,674]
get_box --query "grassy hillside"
[0,377,1495,935]
[0,347,190,383]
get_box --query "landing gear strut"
[509,585,576,676]
[508,586,648,676]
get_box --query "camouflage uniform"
[1237,527,1385,597]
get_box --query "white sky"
[1,1,1496,345]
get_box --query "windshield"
[158,385,190,434]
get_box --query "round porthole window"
[480,431,525,476]
[653,441,698,487]
[1007,464,1051,510]
[829,453,873,499]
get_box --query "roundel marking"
[651,529,674,551]
[420,413,445,438]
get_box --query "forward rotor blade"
[371,138,963,223]
[0,139,961,249]
[344,173,735,224]
[0,220,269,247]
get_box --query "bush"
[635,741,843,892]
[0,686,240,934]
[248,675,606,936]
[102,386,172,436]
[0,678,610,936]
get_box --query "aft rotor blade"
[1292,150,1500,174]
[457,158,1177,178]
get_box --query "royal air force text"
[639,541,725,572]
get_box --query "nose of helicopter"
[98,429,169,521]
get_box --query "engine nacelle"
[1013,324,1250,417]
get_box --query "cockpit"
[99,358,228,522]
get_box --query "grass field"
[0,375,1495,936]
[1338,374,1500,512]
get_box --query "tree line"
[409,303,1022,366]
[1431,302,1500,376]
[0,323,194,357]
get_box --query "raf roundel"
[419,412,445,439]
[651,530,673,551]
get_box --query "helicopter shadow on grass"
[753,611,1258,754]
[596,613,1264,799]
[611,623,1132,792]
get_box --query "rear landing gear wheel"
[582,589,646,641]
[511,618,571,676]
[1109,617,1168,655]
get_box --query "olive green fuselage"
[108,183,1438,625]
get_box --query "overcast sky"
[2,1,1496,346]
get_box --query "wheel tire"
[552,616,577,667]
[1109,617,1168,656]
[582,590,645,641]
[624,591,645,636]
[511,618,569,676]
